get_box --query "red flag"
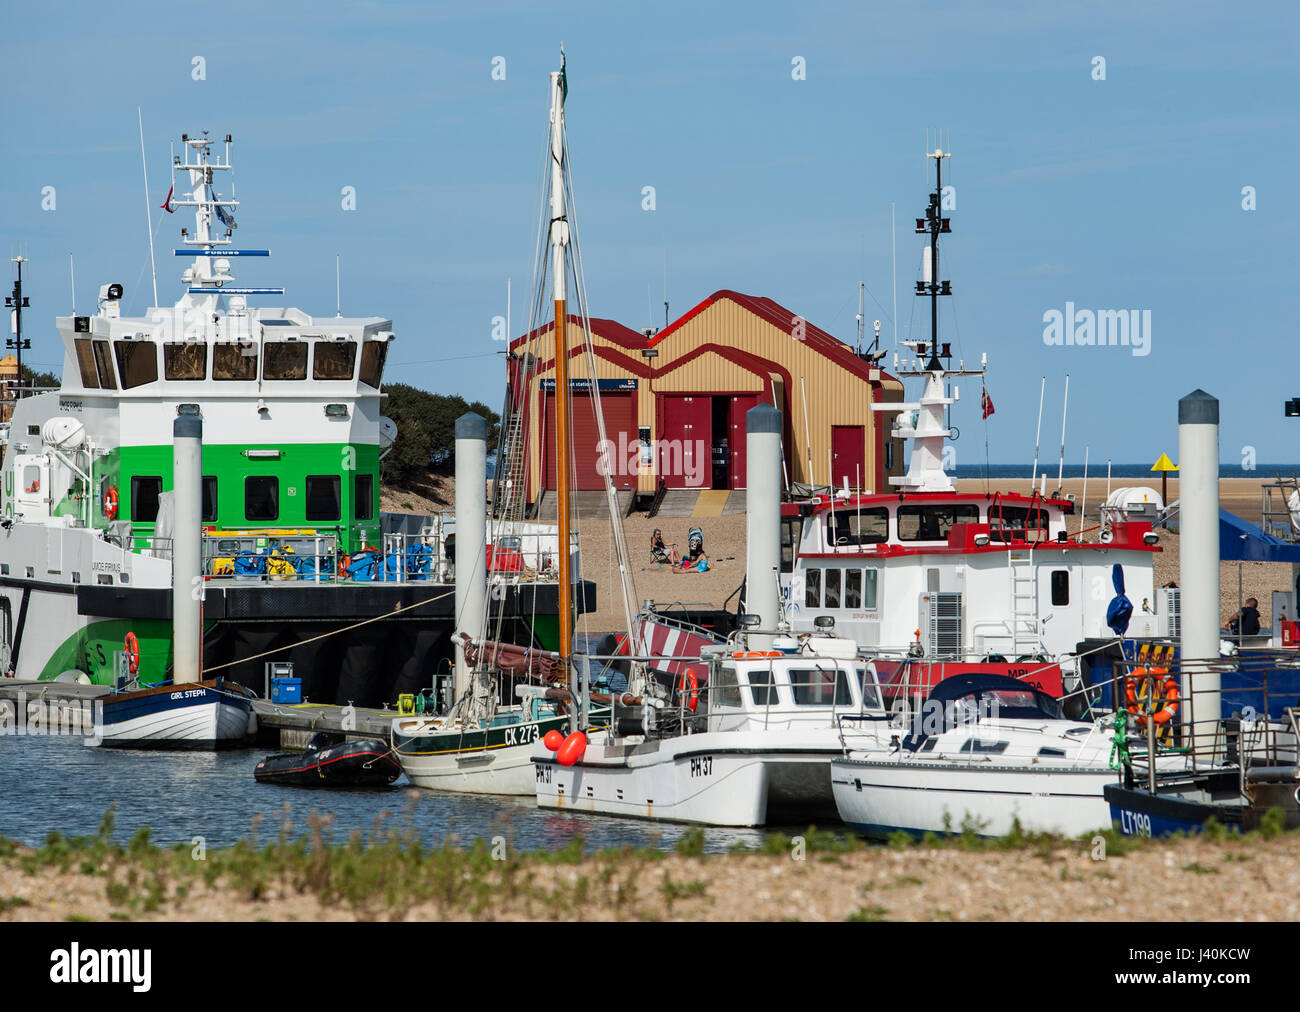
[160,184,174,214]
[981,388,995,419]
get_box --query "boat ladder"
[1007,549,1041,656]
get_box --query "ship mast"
[6,256,31,399]
[549,57,574,663]
[874,146,985,493]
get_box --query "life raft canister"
[1124,667,1179,728]
[103,485,119,520]
[679,668,699,712]
[123,632,140,675]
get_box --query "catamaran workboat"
[532,630,887,826]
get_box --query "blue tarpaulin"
[1107,563,1133,635]
[1219,510,1300,563]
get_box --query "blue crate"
[270,677,302,704]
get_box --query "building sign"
[540,378,637,392]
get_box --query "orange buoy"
[556,731,587,766]
[542,729,565,751]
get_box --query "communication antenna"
[69,253,76,314]
[137,107,159,308]
[336,254,341,317]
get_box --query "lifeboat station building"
[505,290,905,506]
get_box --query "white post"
[1178,390,1220,754]
[454,412,489,700]
[172,416,202,684]
[746,404,783,649]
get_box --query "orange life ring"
[1124,667,1178,727]
[123,632,140,675]
[679,668,699,712]
[103,485,119,520]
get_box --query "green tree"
[382,384,500,482]
[21,365,60,390]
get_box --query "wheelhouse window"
[844,569,861,608]
[202,476,218,523]
[22,465,41,494]
[354,473,374,521]
[746,668,779,706]
[856,666,884,710]
[131,476,162,523]
[990,503,1049,542]
[74,339,100,388]
[828,507,889,546]
[114,341,158,389]
[897,504,979,542]
[863,569,878,609]
[92,340,118,389]
[359,340,389,388]
[214,343,258,380]
[780,516,801,574]
[1051,570,1070,606]
[263,341,308,380]
[313,341,357,380]
[824,568,841,608]
[245,476,279,521]
[164,342,207,380]
[712,666,742,707]
[804,568,821,608]
[305,475,341,522]
[789,666,853,706]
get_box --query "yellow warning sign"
[1150,453,1178,472]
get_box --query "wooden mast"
[549,58,573,662]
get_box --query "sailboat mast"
[549,63,573,661]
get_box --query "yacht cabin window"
[114,341,159,389]
[164,342,207,380]
[897,504,979,542]
[828,507,888,545]
[313,341,357,380]
[263,341,308,380]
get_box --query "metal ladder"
[493,410,529,521]
[1007,549,1040,656]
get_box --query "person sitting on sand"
[651,528,680,567]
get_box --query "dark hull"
[254,738,401,787]
[1103,777,1245,837]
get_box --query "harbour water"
[0,733,772,855]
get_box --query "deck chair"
[650,531,672,565]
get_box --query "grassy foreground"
[1,804,1297,922]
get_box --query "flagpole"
[982,383,991,496]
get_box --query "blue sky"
[3,0,1297,465]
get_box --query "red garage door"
[543,391,636,490]
[728,393,764,488]
[660,395,711,488]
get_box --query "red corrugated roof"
[649,289,895,385]
[510,313,647,352]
